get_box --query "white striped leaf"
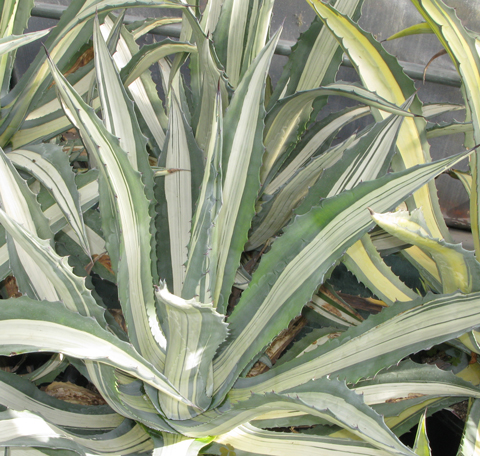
[0,0,35,97]
[183,88,223,303]
[8,144,90,256]
[306,0,448,242]
[268,0,363,108]
[0,369,123,430]
[0,207,107,326]
[210,28,281,313]
[155,283,228,420]
[370,208,480,294]
[46,50,167,370]
[343,234,419,305]
[0,297,190,407]
[213,149,473,405]
[0,29,49,57]
[214,423,393,456]
[0,409,154,455]
[230,290,480,402]
[264,105,370,196]
[457,398,480,456]
[121,39,196,87]
[173,380,415,456]
[261,83,415,186]
[0,148,58,302]
[409,0,480,256]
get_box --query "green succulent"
[0,0,479,455]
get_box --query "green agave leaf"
[261,83,414,186]
[268,0,363,108]
[8,144,90,256]
[263,105,370,197]
[46,50,168,370]
[385,22,433,41]
[230,290,480,401]
[0,369,123,430]
[155,283,228,420]
[0,409,154,455]
[370,208,480,294]
[413,411,431,456]
[0,296,190,407]
[121,39,196,87]
[211,28,281,313]
[343,233,419,305]
[214,423,393,456]
[408,0,480,254]
[306,0,448,242]
[183,89,223,303]
[457,398,480,456]
[0,148,58,302]
[0,207,107,326]
[213,149,472,404]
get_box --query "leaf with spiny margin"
[229,290,480,402]
[212,148,472,405]
[0,208,107,327]
[156,90,204,295]
[0,29,50,57]
[0,170,99,282]
[370,208,480,294]
[263,105,370,197]
[0,148,58,302]
[0,297,191,408]
[0,0,35,97]
[0,369,123,430]
[0,409,154,455]
[46,51,167,370]
[268,0,363,109]
[8,144,90,256]
[213,423,397,456]
[210,28,281,313]
[261,83,415,187]
[247,135,352,251]
[174,380,416,456]
[422,103,464,118]
[120,39,196,87]
[426,120,473,139]
[354,359,480,406]
[343,233,419,305]
[409,0,480,255]
[155,283,228,420]
[183,88,223,303]
[306,0,448,242]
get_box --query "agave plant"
[1,0,480,454]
